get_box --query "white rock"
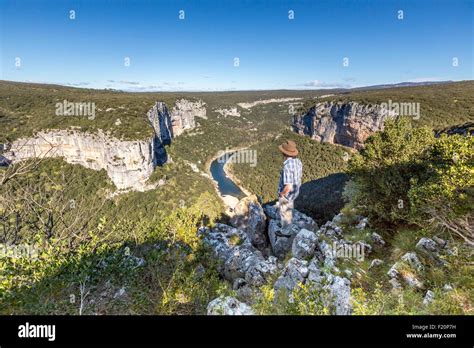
[325,276,352,315]
[207,297,254,315]
[423,290,435,305]
[369,258,384,270]
[401,252,424,271]
[371,232,386,246]
[291,229,318,260]
[113,287,126,299]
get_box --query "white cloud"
[65,82,90,87]
[297,80,351,89]
[405,77,443,83]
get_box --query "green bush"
[0,199,228,315]
[347,117,435,224]
[347,117,473,236]
[408,134,473,223]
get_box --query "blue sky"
[1,0,472,91]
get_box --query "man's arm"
[280,161,294,198]
[279,184,292,198]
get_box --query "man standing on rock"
[277,140,302,227]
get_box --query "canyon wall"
[170,99,207,136]
[292,102,396,149]
[3,99,206,192]
[4,130,157,191]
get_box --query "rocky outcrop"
[3,129,158,191]
[3,99,206,192]
[265,204,317,259]
[198,223,278,287]
[292,229,318,260]
[207,296,254,315]
[170,99,207,136]
[292,102,397,149]
[237,97,302,110]
[229,195,268,251]
[387,236,452,290]
[215,107,240,117]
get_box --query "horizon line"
[2,78,471,93]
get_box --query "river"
[209,152,247,200]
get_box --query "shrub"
[408,135,473,244]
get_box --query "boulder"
[233,278,255,303]
[355,217,369,230]
[401,252,424,271]
[291,229,318,260]
[432,236,447,248]
[268,220,301,259]
[354,240,372,256]
[324,276,352,315]
[199,224,277,286]
[387,262,400,278]
[307,258,324,284]
[371,232,386,247]
[318,241,337,269]
[207,297,254,315]
[416,237,438,253]
[331,212,344,225]
[400,271,424,289]
[318,220,344,241]
[415,237,447,266]
[198,223,250,262]
[274,258,309,293]
[369,258,384,270]
[389,277,402,290]
[443,284,454,292]
[244,255,278,286]
[387,254,424,289]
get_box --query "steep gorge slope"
[2,98,207,191]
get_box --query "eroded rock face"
[215,107,240,117]
[4,130,157,191]
[230,195,268,250]
[274,258,309,293]
[292,229,318,260]
[324,275,352,315]
[198,224,278,286]
[292,102,396,149]
[170,99,207,136]
[5,99,205,192]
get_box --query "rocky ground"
[203,195,354,315]
[203,195,457,315]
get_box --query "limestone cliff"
[170,99,207,136]
[4,130,157,191]
[292,102,396,149]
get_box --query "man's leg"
[278,196,294,227]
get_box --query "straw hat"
[278,140,298,157]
